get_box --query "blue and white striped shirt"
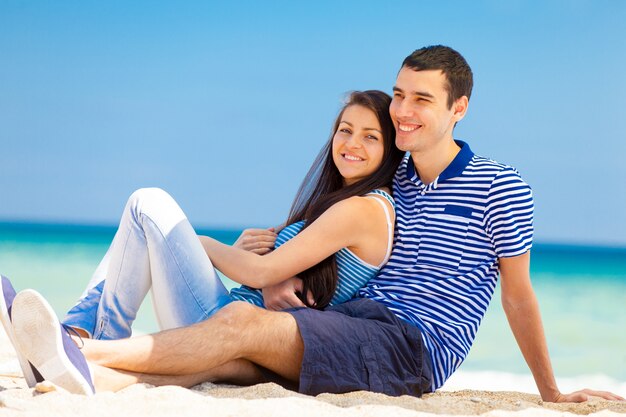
[359,141,534,391]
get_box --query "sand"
[0,331,624,417]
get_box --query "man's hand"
[262,277,315,311]
[233,228,277,255]
[499,253,625,404]
[550,389,625,403]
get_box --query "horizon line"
[2,219,626,252]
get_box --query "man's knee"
[209,302,303,378]
[208,301,297,339]
[212,301,263,329]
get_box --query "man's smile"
[397,123,422,133]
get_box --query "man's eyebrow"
[413,90,434,98]
[392,86,434,98]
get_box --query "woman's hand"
[262,277,315,311]
[233,228,277,255]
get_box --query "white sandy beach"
[0,330,624,417]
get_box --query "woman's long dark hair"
[285,90,404,309]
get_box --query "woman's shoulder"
[373,186,391,195]
[361,188,395,211]
[365,188,394,203]
[329,190,394,219]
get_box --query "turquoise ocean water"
[1,221,624,381]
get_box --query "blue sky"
[1,1,625,246]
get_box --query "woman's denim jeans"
[63,188,232,339]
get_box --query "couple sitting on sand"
[1,45,623,402]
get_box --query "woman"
[4,90,404,394]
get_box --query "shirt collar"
[405,140,474,185]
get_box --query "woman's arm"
[200,196,383,288]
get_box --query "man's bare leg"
[93,359,264,392]
[82,302,303,382]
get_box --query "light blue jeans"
[63,188,233,339]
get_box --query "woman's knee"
[128,187,172,208]
[125,187,187,228]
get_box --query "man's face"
[390,67,462,153]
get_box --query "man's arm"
[499,252,624,402]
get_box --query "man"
[8,45,623,402]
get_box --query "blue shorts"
[283,298,432,396]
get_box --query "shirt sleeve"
[484,167,534,258]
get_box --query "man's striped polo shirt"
[359,140,534,391]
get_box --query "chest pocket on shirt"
[415,205,473,271]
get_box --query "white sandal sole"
[12,289,94,395]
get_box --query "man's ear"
[452,96,469,123]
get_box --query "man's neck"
[411,139,461,185]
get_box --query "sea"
[1,221,625,391]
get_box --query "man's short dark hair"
[401,45,473,109]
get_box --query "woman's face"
[332,105,385,186]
